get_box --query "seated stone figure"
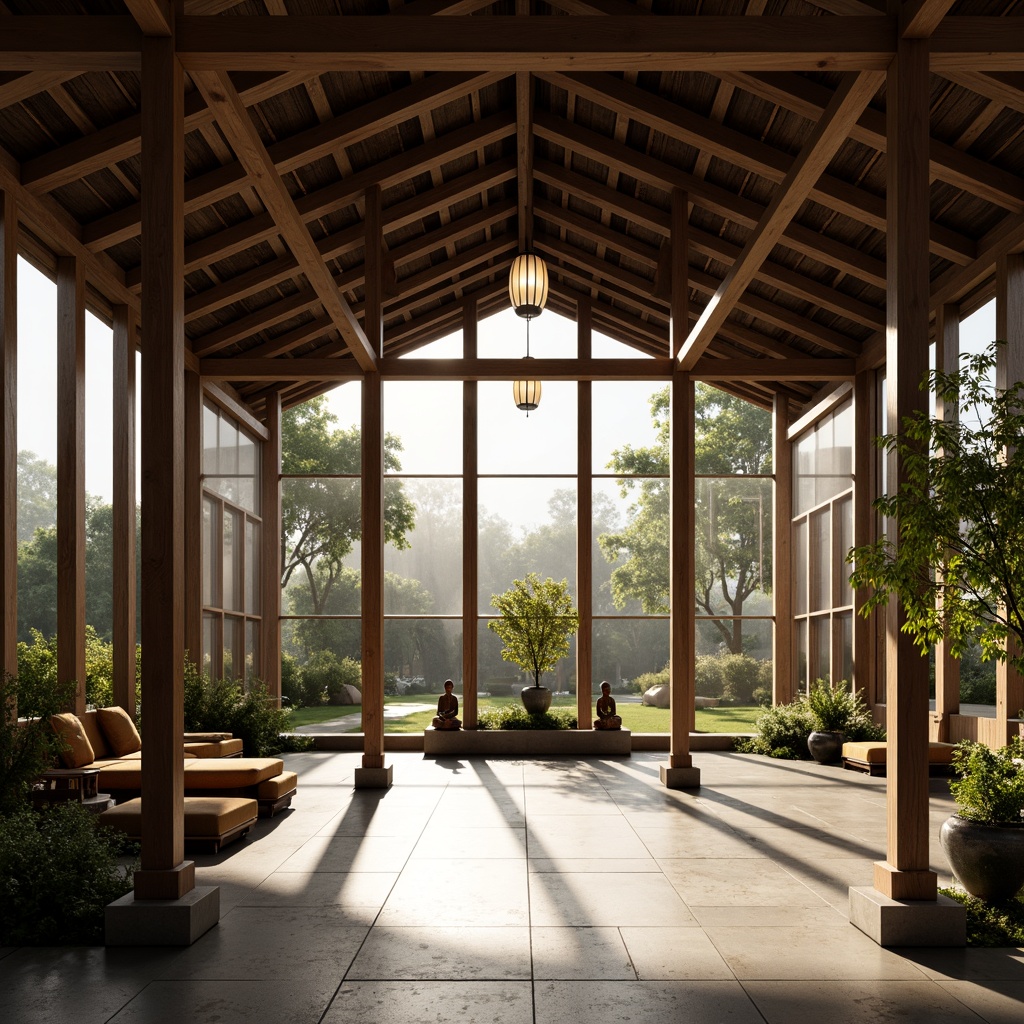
[432,679,461,730]
[593,681,622,730]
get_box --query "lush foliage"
[949,737,1024,825]
[183,662,293,756]
[488,574,580,687]
[634,654,769,704]
[634,665,669,694]
[939,887,1024,945]
[737,682,883,759]
[281,397,415,616]
[0,803,136,945]
[0,672,77,815]
[598,385,772,652]
[849,342,1024,675]
[477,704,577,730]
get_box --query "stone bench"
[100,796,258,853]
[423,728,631,756]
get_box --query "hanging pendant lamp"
[509,254,548,414]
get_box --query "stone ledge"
[423,728,632,756]
[849,886,966,947]
[105,886,220,947]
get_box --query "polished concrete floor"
[2,750,1023,1024]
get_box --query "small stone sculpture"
[593,680,622,730]
[432,679,461,730]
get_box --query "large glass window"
[202,398,262,684]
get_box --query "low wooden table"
[32,768,113,812]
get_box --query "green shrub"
[751,686,773,707]
[635,666,669,694]
[0,803,136,945]
[280,652,300,706]
[326,657,361,705]
[940,887,1024,946]
[183,662,294,756]
[735,700,817,759]
[694,656,725,699]
[0,672,77,815]
[719,653,766,704]
[949,737,1024,825]
[478,704,577,730]
[297,649,343,707]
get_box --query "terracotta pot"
[940,814,1024,902]
[521,685,552,715]
[807,730,845,764]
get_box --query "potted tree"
[804,678,875,764]
[488,573,579,716]
[940,738,1024,902]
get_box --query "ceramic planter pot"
[807,730,845,764]
[521,685,552,715]
[940,814,1024,902]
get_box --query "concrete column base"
[105,886,220,946]
[660,763,701,789]
[354,764,394,789]
[849,886,966,947]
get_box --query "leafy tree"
[849,341,1024,675]
[488,573,579,687]
[281,396,415,615]
[598,384,772,653]
[17,450,57,544]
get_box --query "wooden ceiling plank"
[543,72,973,264]
[124,0,173,37]
[679,71,884,370]
[387,198,517,270]
[689,357,855,380]
[721,70,1024,213]
[392,0,499,14]
[192,286,318,357]
[546,0,647,13]
[172,15,898,73]
[0,70,78,108]
[939,70,1024,117]
[185,254,299,322]
[242,314,336,359]
[388,238,519,310]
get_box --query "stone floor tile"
[533,979,766,1024]
[412,824,527,859]
[277,833,418,872]
[936,979,1024,1023]
[737,825,882,862]
[107,979,337,1024]
[617,926,735,981]
[239,869,397,910]
[528,857,661,873]
[324,980,534,1023]
[744,979,991,1024]
[659,857,830,907]
[530,926,636,980]
[377,859,529,927]
[529,872,696,927]
[904,948,1024,981]
[347,926,531,980]
[160,907,367,982]
[704,924,931,980]
[632,824,766,859]
[526,814,650,860]
[689,904,847,928]
[0,946,184,1024]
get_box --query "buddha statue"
[432,678,461,730]
[593,681,622,730]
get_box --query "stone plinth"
[660,764,701,789]
[849,886,966,947]
[354,764,394,789]
[423,728,631,757]
[106,886,220,946]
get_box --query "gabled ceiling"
[2,1,1024,414]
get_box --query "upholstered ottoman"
[100,796,258,853]
[183,738,244,758]
[842,740,957,776]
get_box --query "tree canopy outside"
[598,384,772,653]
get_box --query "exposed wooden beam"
[939,70,1024,117]
[931,20,1024,71]
[900,0,957,39]
[387,199,517,273]
[679,71,884,369]
[0,70,78,108]
[191,70,375,370]
[516,69,533,252]
[125,0,173,37]
[392,0,498,14]
[689,357,855,380]
[0,18,143,72]
[192,287,319,357]
[548,0,646,13]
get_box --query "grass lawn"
[287,694,764,734]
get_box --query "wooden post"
[462,298,478,730]
[996,255,1024,743]
[261,391,282,703]
[0,191,16,684]
[853,369,880,711]
[57,254,86,716]
[183,369,202,676]
[112,305,137,718]
[136,32,191,901]
[356,184,391,787]
[772,395,793,706]
[933,303,960,742]
[664,186,699,788]
[577,299,593,731]
[875,36,935,903]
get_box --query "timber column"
[576,300,593,731]
[356,185,392,788]
[772,396,793,706]
[662,188,699,789]
[0,192,16,684]
[462,298,479,730]
[108,26,219,946]
[848,36,964,946]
